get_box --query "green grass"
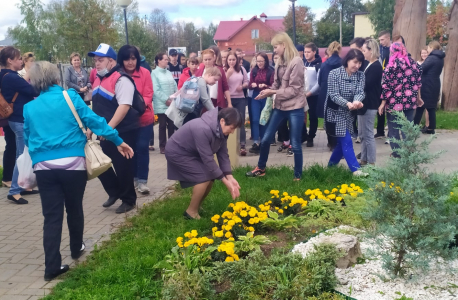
[43,165,366,300]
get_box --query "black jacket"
[317,54,342,118]
[358,61,383,115]
[242,59,251,73]
[0,69,38,123]
[420,50,445,107]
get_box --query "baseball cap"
[88,43,117,60]
[296,44,304,52]
[169,49,178,56]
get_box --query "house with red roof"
[213,13,284,59]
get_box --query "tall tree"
[128,17,160,65]
[324,0,367,43]
[314,5,355,47]
[427,0,450,45]
[202,23,218,50]
[283,5,315,45]
[393,0,427,61]
[149,9,171,51]
[367,0,396,35]
[442,0,458,110]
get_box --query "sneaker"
[277,143,288,152]
[374,133,385,139]
[102,196,118,208]
[115,203,135,214]
[137,183,150,194]
[240,147,247,156]
[44,265,69,281]
[385,139,390,145]
[306,139,314,147]
[286,146,294,157]
[355,137,361,144]
[246,166,266,177]
[249,143,260,154]
[271,142,277,146]
[423,129,435,134]
[71,242,86,260]
[353,170,368,177]
[356,152,361,159]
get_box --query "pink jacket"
[130,67,154,127]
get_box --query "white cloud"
[263,0,290,17]
[0,0,22,40]
[312,7,327,20]
[138,0,243,16]
[172,17,206,28]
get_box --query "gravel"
[292,226,458,300]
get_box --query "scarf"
[387,42,410,68]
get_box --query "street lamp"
[117,0,132,45]
[289,0,297,45]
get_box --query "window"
[251,29,259,39]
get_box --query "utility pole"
[200,27,203,52]
[290,0,297,45]
[339,2,343,45]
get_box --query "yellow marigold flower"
[249,210,257,217]
[225,232,232,238]
[176,237,183,243]
[248,226,255,232]
[283,192,288,196]
[232,254,240,261]
[310,195,316,200]
[191,230,198,237]
[225,256,234,262]
[340,189,346,194]
[227,220,235,226]
[184,242,190,247]
[305,189,312,195]
[226,225,233,231]
[350,193,357,197]
[275,207,279,210]
[214,231,224,238]
[178,242,183,248]
[240,211,248,217]
[328,194,336,200]
[253,217,260,223]
[332,188,338,193]
[324,190,330,194]
[184,232,191,238]
[350,183,355,188]
[212,227,218,232]
[289,203,294,207]
[248,218,255,225]
[336,197,342,201]
[341,184,348,189]
[278,209,284,214]
[228,237,234,241]
[228,203,234,208]
[284,206,287,209]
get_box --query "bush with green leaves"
[213,244,343,300]
[233,232,271,254]
[362,111,458,277]
[261,210,301,231]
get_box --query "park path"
[0,127,457,299]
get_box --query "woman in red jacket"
[195,48,232,109]
[178,56,199,89]
[118,45,154,194]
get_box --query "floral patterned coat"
[380,57,423,111]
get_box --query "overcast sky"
[1,0,332,40]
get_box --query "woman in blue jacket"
[0,46,39,204]
[24,61,133,281]
[317,42,342,151]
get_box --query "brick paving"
[0,127,457,299]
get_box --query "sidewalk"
[0,127,457,299]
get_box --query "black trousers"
[414,107,436,130]
[36,169,87,274]
[99,129,138,205]
[157,114,175,150]
[307,96,319,140]
[2,125,16,182]
[376,110,386,136]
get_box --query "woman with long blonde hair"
[246,32,306,180]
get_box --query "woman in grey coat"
[65,52,91,105]
[165,107,243,220]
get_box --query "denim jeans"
[231,98,246,146]
[328,130,360,172]
[251,90,267,144]
[133,124,154,183]
[387,109,415,156]
[258,108,304,179]
[8,121,25,196]
[358,109,377,164]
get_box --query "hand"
[251,83,257,88]
[346,102,355,110]
[227,103,233,108]
[117,142,134,159]
[306,92,312,98]
[165,99,172,107]
[80,87,88,93]
[86,129,93,140]
[226,175,241,190]
[236,85,243,92]
[255,89,275,100]
[224,176,240,200]
[416,97,424,107]
[353,101,363,109]
[258,83,266,89]
[378,103,385,116]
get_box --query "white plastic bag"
[17,146,37,189]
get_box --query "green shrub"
[362,111,458,277]
[261,210,301,231]
[213,244,342,300]
[161,265,215,300]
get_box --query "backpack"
[0,73,18,120]
[175,76,200,113]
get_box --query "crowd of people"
[0,29,445,281]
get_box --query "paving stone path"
[0,127,457,299]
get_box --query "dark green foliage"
[366,0,396,35]
[362,111,458,277]
[213,244,343,300]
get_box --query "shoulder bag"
[63,91,113,180]
[0,73,19,119]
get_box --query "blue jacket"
[24,85,123,165]
[317,54,342,118]
[0,69,38,123]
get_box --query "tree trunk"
[442,0,458,111]
[392,0,427,61]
